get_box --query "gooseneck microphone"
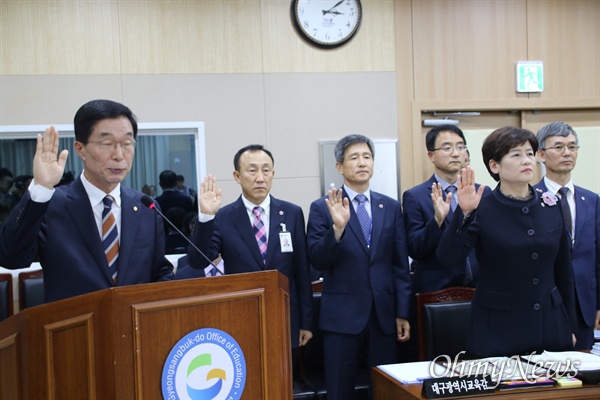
[140,195,223,275]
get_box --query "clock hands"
[322,0,345,16]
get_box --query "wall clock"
[291,0,362,49]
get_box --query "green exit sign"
[516,61,544,92]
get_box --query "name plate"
[421,375,495,398]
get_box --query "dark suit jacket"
[437,188,577,357]
[156,189,194,214]
[306,187,412,336]
[0,177,187,303]
[402,175,490,294]
[534,181,600,328]
[187,195,313,348]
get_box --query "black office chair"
[0,273,14,321]
[18,270,45,310]
[416,287,475,361]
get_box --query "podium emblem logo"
[162,328,247,400]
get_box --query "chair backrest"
[416,287,475,361]
[18,270,45,310]
[0,273,14,321]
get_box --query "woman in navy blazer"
[436,127,577,358]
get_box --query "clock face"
[291,0,362,49]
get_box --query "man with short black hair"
[187,144,313,376]
[156,170,194,217]
[402,125,490,294]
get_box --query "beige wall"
[1,0,599,215]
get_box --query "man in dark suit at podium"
[187,144,313,363]
[307,134,412,400]
[0,99,203,303]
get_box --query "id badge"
[279,231,293,253]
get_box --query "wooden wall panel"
[118,0,264,74]
[527,0,600,99]
[411,0,528,101]
[1,0,395,75]
[0,0,121,75]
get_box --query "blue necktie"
[355,194,372,246]
[446,185,458,212]
[446,186,473,284]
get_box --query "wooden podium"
[0,270,292,399]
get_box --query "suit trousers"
[573,296,595,350]
[322,306,398,400]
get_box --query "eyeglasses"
[541,144,580,153]
[87,139,136,152]
[432,145,468,154]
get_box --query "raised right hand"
[199,174,222,215]
[33,126,69,190]
[325,188,350,237]
[456,166,486,214]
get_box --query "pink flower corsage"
[541,191,558,207]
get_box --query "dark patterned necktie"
[558,187,573,238]
[355,194,372,246]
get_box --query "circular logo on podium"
[162,328,246,400]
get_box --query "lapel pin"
[581,196,585,201]
[133,206,138,211]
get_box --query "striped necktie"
[102,196,119,283]
[252,206,268,265]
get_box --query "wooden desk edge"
[372,366,600,400]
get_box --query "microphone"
[140,195,224,275]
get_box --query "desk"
[372,367,600,399]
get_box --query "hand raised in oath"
[325,188,350,241]
[431,182,451,226]
[198,174,222,215]
[33,126,69,190]
[456,166,486,215]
